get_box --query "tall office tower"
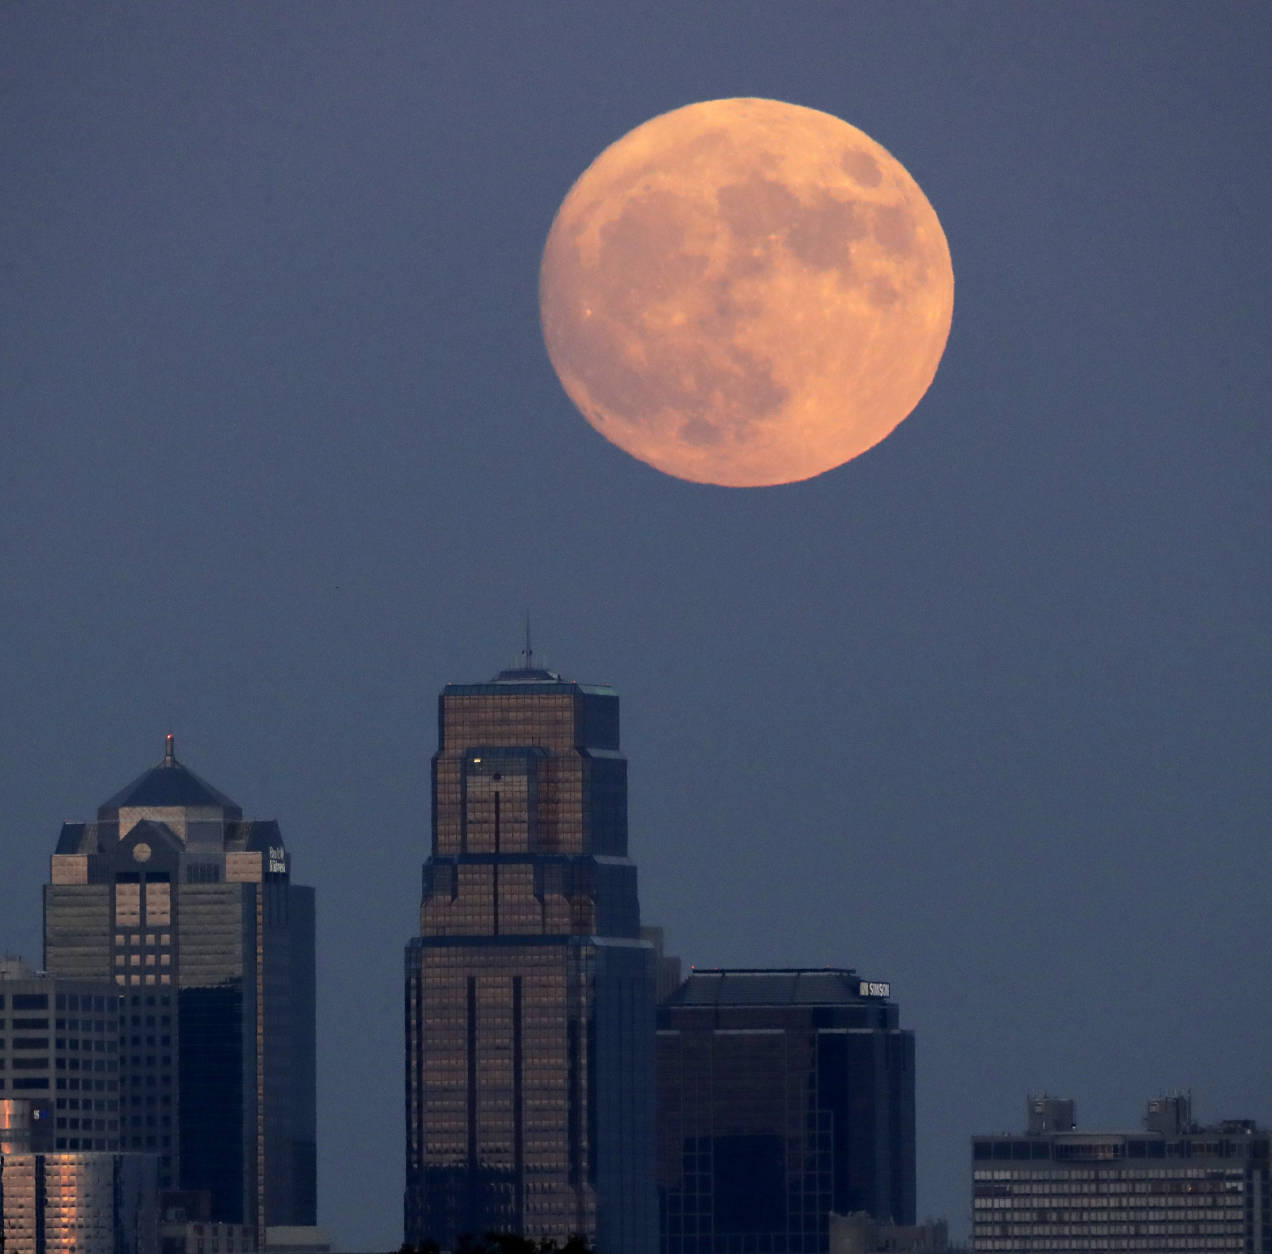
[43,737,316,1238]
[405,663,656,1254]
[656,969,915,1254]
[971,1095,1272,1253]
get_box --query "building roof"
[666,968,882,1007]
[97,735,242,819]
[492,666,565,683]
[443,667,617,698]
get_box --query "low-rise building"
[971,1094,1271,1253]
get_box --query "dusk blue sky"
[3,4,1269,1247]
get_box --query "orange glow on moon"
[539,98,954,487]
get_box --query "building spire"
[163,732,175,766]
[522,612,533,669]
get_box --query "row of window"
[55,1117,115,1131]
[974,1205,1245,1223]
[0,1057,116,1081]
[974,1241,1244,1251]
[975,1179,1244,1198]
[976,1137,1264,1162]
[0,1042,113,1060]
[974,1166,1249,1181]
[976,1197,1245,1215]
[0,994,51,1010]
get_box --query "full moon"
[539,98,954,487]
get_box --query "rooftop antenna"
[163,731,176,766]
[522,611,533,669]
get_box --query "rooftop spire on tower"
[164,732,176,766]
[522,611,533,669]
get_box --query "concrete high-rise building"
[971,1094,1272,1252]
[656,969,915,1254]
[0,964,159,1254]
[42,737,316,1238]
[404,663,656,1254]
[0,958,121,1152]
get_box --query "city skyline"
[3,6,1269,1249]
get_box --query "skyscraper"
[43,737,316,1238]
[656,968,915,1254]
[404,663,656,1254]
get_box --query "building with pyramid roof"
[44,736,316,1241]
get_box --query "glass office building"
[656,969,915,1254]
[42,737,316,1238]
[405,665,656,1254]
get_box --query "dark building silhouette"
[971,1094,1272,1253]
[656,969,915,1254]
[42,737,316,1238]
[404,664,656,1254]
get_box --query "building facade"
[0,960,121,1152]
[971,1095,1272,1253]
[1,969,159,1254]
[656,969,915,1254]
[0,1145,159,1254]
[42,737,316,1237]
[404,665,656,1254]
